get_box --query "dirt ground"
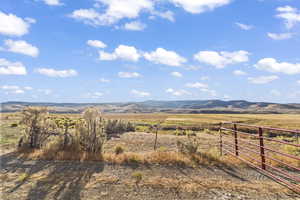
[1,132,299,200]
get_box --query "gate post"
[234,124,239,156]
[258,127,266,170]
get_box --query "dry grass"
[17,148,243,169]
[142,177,292,195]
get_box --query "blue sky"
[0,0,300,103]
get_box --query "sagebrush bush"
[105,120,135,135]
[19,107,58,149]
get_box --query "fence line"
[219,122,300,194]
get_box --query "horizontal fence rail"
[219,122,300,194]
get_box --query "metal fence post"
[258,127,266,170]
[234,124,239,156]
[219,123,223,156]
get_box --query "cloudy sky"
[1,0,300,103]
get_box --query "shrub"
[18,107,58,149]
[177,136,201,154]
[10,123,18,128]
[73,107,107,153]
[132,172,143,185]
[106,120,135,135]
[114,145,124,155]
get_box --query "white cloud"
[166,88,190,96]
[267,32,294,40]
[276,6,300,29]
[0,11,31,36]
[85,92,104,98]
[170,0,231,14]
[43,0,62,6]
[70,0,153,26]
[99,45,140,61]
[118,71,141,78]
[144,48,186,66]
[36,68,78,77]
[297,80,300,85]
[185,82,217,96]
[124,21,146,31]
[185,82,208,89]
[233,70,247,76]
[170,71,182,78]
[38,89,52,95]
[270,89,281,97]
[255,58,300,75]
[194,50,249,68]
[25,17,36,24]
[131,89,150,97]
[235,22,253,30]
[99,78,110,83]
[0,85,30,95]
[184,65,201,71]
[248,75,279,84]
[87,40,107,48]
[150,10,175,22]
[2,40,39,57]
[0,58,27,75]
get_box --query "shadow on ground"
[1,151,104,200]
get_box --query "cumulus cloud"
[0,11,31,36]
[194,50,249,68]
[248,75,279,84]
[276,6,300,29]
[166,88,190,96]
[233,70,247,76]
[36,68,78,77]
[270,89,281,97]
[185,82,216,96]
[99,45,140,61]
[87,40,107,48]
[131,89,150,97]
[170,0,231,14]
[99,78,110,83]
[0,58,27,75]
[185,82,208,89]
[267,32,294,40]
[297,80,300,84]
[255,58,300,75]
[118,71,141,78]
[150,10,175,22]
[43,0,63,6]
[85,92,104,98]
[170,71,182,78]
[144,48,186,66]
[124,21,146,31]
[235,22,253,30]
[2,40,39,57]
[0,85,30,94]
[70,0,153,26]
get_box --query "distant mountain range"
[1,100,300,114]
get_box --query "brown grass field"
[0,112,299,200]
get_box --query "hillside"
[1,100,300,114]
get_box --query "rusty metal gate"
[219,122,300,194]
